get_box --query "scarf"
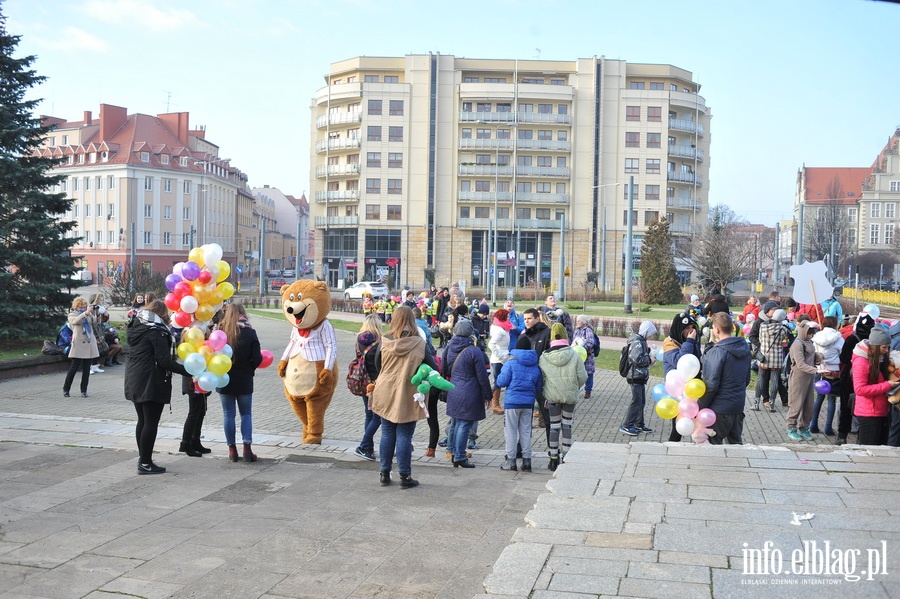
[76,309,94,342]
[138,309,175,342]
[493,317,513,332]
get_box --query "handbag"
[97,338,110,355]
[429,323,442,339]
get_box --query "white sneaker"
[90,365,104,374]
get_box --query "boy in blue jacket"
[496,335,543,472]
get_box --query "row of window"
[74,230,191,246]
[58,175,117,193]
[325,205,402,220]
[460,181,567,194]
[143,177,193,193]
[367,100,404,116]
[366,126,404,142]
[868,223,894,245]
[364,179,403,194]
[365,152,403,168]
[868,202,897,219]
[626,106,665,122]
[461,102,568,114]
[626,159,661,174]
[459,207,565,220]
[333,75,400,84]
[461,128,568,141]
[629,82,691,92]
[464,155,568,168]
[462,77,567,85]
[69,204,191,220]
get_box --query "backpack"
[56,323,73,356]
[346,343,375,396]
[618,345,630,377]
[592,331,601,357]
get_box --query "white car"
[344,281,389,300]
[282,269,295,278]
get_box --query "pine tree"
[0,11,77,340]
[640,218,683,305]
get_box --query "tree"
[0,12,77,340]
[677,205,756,296]
[855,251,896,282]
[640,218,682,304]
[803,175,854,273]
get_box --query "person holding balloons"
[696,312,751,444]
[216,303,263,462]
[124,300,189,474]
[178,328,213,458]
[662,312,702,441]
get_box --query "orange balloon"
[198,345,214,362]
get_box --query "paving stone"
[92,525,200,560]
[623,522,654,535]
[546,572,619,595]
[635,465,762,485]
[626,500,664,524]
[627,560,710,584]
[762,489,845,507]
[1,529,117,568]
[510,528,588,546]
[531,591,601,599]
[844,473,900,491]
[551,544,658,563]
[585,531,652,549]
[748,457,826,470]
[658,550,728,569]
[97,577,184,599]
[545,476,600,497]
[5,554,140,599]
[545,555,629,577]
[481,542,551,596]
[612,480,689,503]
[688,484,766,503]
[525,494,630,532]
[619,576,712,599]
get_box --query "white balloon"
[180,295,199,314]
[676,354,701,381]
[675,417,696,436]
[203,243,224,266]
[205,264,219,282]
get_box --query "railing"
[315,164,360,178]
[314,216,359,227]
[515,192,570,204]
[667,145,705,162]
[458,192,514,203]
[666,197,700,210]
[516,166,570,178]
[315,138,361,153]
[668,118,704,136]
[315,190,359,203]
[458,164,516,177]
[459,138,571,152]
[515,139,571,152]
[458,217,564,230]
[459,111,572,125]
[668,222,694,234]
[316,111,362,128]
[458,138,516,150]
[666,171,704,187]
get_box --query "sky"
[5,0,899,227]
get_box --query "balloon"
[684,378,707,400]
[208,329,228,351]
[197,371,218,392]
[664,371,686,398]
[180,295,199,314]
[173,262,186,277]
[207,354,232,376]
[197,270,213,285]
[572,345,588,362]
[188,247,205,267]
[675,417,696,436]
[219,282,235,300]
[203,243,223,266]
[183,326,205,348]
[217,373,230,389]
[195,304,215,323]
[655,346,665,361]
[210,289,225,306]
[655,397,679,420]
[678,398,700,420]
[205,265,219,283]
[742,323,753,335]
[220,343,233,359]
[176,343,194,360]
[183,353,207,376]
[651,383,667,403]
[182,261,201,282]
[165,273,182,292]
[164,293,181,311]
[864,304,880,320]
[215,261,230,282]
[696,316,707,327]
[814,379,831,395]
[676,354,701,381]
[173,310,192,328]
[173,281,193,300]
[198,345,214,362]
[259,349,274,369]
[193,284,213,304]
[696,408,717,428]
[787,312,795,321]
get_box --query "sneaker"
[137,463,166,475]
[786,428,802,441]
[639,426,653,433]
[619,425,639,437]
[438,437,448,447]
[467,438,478,450]
[751,400,760,411]
[584,392,591,399]
[354,447,376,461]
[799,427,814,440]
[90,365,104,374]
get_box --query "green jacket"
[539,346,587,404]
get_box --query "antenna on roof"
[164,91,172,112]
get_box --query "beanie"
[762,300,779,314]
[515,335,532,350]
[453,319,474,337]
[868,327,890,347]
[550,323,568,342]
[478,303,490,315]
[771,309,787,322]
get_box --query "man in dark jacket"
[523,308,552,446]
[699,312,751,444]
[704,293,729,316]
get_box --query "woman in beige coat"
[370,306,439,489]
[63,296,100,397]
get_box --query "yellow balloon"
[188,247,205,267]
[215,260,230,282]
[572,345,588,362]
[219,282,235,299]
[176,343,194,360]
[210,289,224,305]
[208,354,232,376]
[195,304,215,323]
[655,397,679,420]
[183,327,205,349]
[684,378,707,400]
[198,345,214,362]
[193,284,212,303]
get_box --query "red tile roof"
[802,167,869,205]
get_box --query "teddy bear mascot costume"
[277,280,339,444]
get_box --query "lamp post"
[624,175,635,314]
[593,183,623,293]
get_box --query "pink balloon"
[696,408,717,428]
[208,329,228,352]
[742,323,752,335]
[259,349,274,369]
[664,371,685,397]
[678,398,700,419]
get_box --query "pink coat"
[850,341,892,418]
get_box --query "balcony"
[458,164,515,177]
[315,190,359,203]
[515,139,571,152]
[668,118,704,137]
[315,164,360,178]
[315,138,361,153]
[458,191,514,203]
[459,111,572,125]
[666,171,704,187]
[316,111,362,129]
[516,166,570,178]
[667,90,709,114]
[459,138,516,151]
[515,193,570,204]
[669,221,695,234]
[667,145,704,162]
[458,218,564,231]
[315,216,359,227]
[666,197,701,210]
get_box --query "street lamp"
[593,183,624,293]
[624,175,635,314]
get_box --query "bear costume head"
[280,280,331,331]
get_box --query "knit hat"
[453,319,474,337]
[868,327,890,347]
[771,309,787,322]
[358,331,377,346]
[669,312,697,343]
[515,335,532,350]
[762,300,779,314]
[690,294,700,302]
[550,323,568,342]
[478,303,490,315]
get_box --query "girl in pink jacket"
[850,327,899,445]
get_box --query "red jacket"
[851,341,892,417]
[741,304,760,321]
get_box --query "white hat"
[690,294,700,302]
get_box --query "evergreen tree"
[0,11,77,340]
[640,218,683,305]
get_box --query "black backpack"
[592,331,601,357]
[618,345,630,377]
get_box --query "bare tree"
[856,251,896,282]
[677,205,756,295]
[803,175,854,273]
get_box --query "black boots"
[380,470,392,486]
[178,442,202,458]
[548,456,559,471]
[453,459,475,468]
[500,458,517,471]
[193,439,212,454]
[521,459,532,472]
[399,474,419,489]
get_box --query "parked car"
[282,269,295,278]
[270,278,286,290]
[344,281,389,300]
[268,269,282,278]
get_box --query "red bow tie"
[296,328,310,338]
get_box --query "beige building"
[858,129,900,255]
[310,54,711,296]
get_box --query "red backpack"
[346,344,375,396]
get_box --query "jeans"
[623,382,646,428]
[888,408,900,447]
[491,363,503,389]
[504,408,532,459]
[358,396,381,453]
[134,401,164,464]
[453,418,476,461]
[220,393,253,445]
[379,419,416,475]
[810,393,836,433]
[584,372,594,395]
[756,368,781,404]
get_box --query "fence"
[843,287,900,308]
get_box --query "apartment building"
[310,54,711,294]
[858,129,900,256]
[250,186,311,276]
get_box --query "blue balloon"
[651,383,667,403]
[217,373,230,389]
[655,347,665,361]
[184,353,207,376]
[197,371,218,392]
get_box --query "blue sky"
[6,0,898,227]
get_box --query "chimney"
[158,111,190,145]
[83,111,92,125]
[99,104,128,141]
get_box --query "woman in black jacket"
[216,303,263,462]
[124,300,189,474]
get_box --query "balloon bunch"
[651,354,717,444]
[177,327,233,392]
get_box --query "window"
[536,182,551,193]
[59,179,67,192]
[625,158,639,174]
[96,231,101,245]
[143,204,152,218]
[163,232,172,245]
[108,230,115,244]
[460,180,471,192]
[555,182,566,194]
[557,156,567,168]
[183,180,191,194]
[517,182,532,193]
[388,126,403,141]
[108,203,115,217]
[475,154,491,165]
[366,205,381,219]
[143,231,151,244]
[646,159,661,174]
[647,106,662,122]
[367,100,382,116]
[367,152,381,167]
[646,185,660,200]
[347,180,359,192]
[498,207,510,218]
[164,179,172,192]
[476,128,491,139]
[647,132,661,148]
[872,203,882,218]
[462,102,473,112]
[519,103,533,113]
[164,206,172,220]
[886,224,895,245]
[73,178,79,191]
[516,208,531,219]
[383,205,401,220]
[476,102,491,113]
[389,100,404,115]
[538,104,552,114]
[645,210,660,224]
[624,184,639,199]
[108,176,116,189]
[473,181,489,192]
[497,103,511,112]
[626,106,640,121]
[623,209,638,225]
[85,177,91,191]
[550,78,565,85]
[464,76,479,83]
[518,129,533,140]
[558,104,568,115]
[161,154,169,165]
[364,75,379,83]
[870,224,880,245]
[366,178,381,194]
[61,135,68,144]
[848,228,857,244]
[387,179,402,194]
[367,126,381,141]
[486,78,506,84]
[95,203,101,217]
[537,156,552,167]
[630,81,645,90]
[537,130,552,140]
[346,76,356,83]
[182,232,190,245]
[461,128,472,139]
[626,132,640,147]
[498,181,510,192]
[522,77,543,84]
[144,177,152,190]
[384,76,398,83]
[141,151,149,162]
[460,206,470,218]
[475,207,490,218]
[183,207,191,220]
[890,181,900,192]
[668,161,676,173]
[497,129,511,140]
[887,203,896,219]
[670,84,678,91]
[85,203,91,217]
[557,130,568,141]
[517,156,532,167]
[96,176,103,190]
[848,207,857,222]
[536,209,551,220]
